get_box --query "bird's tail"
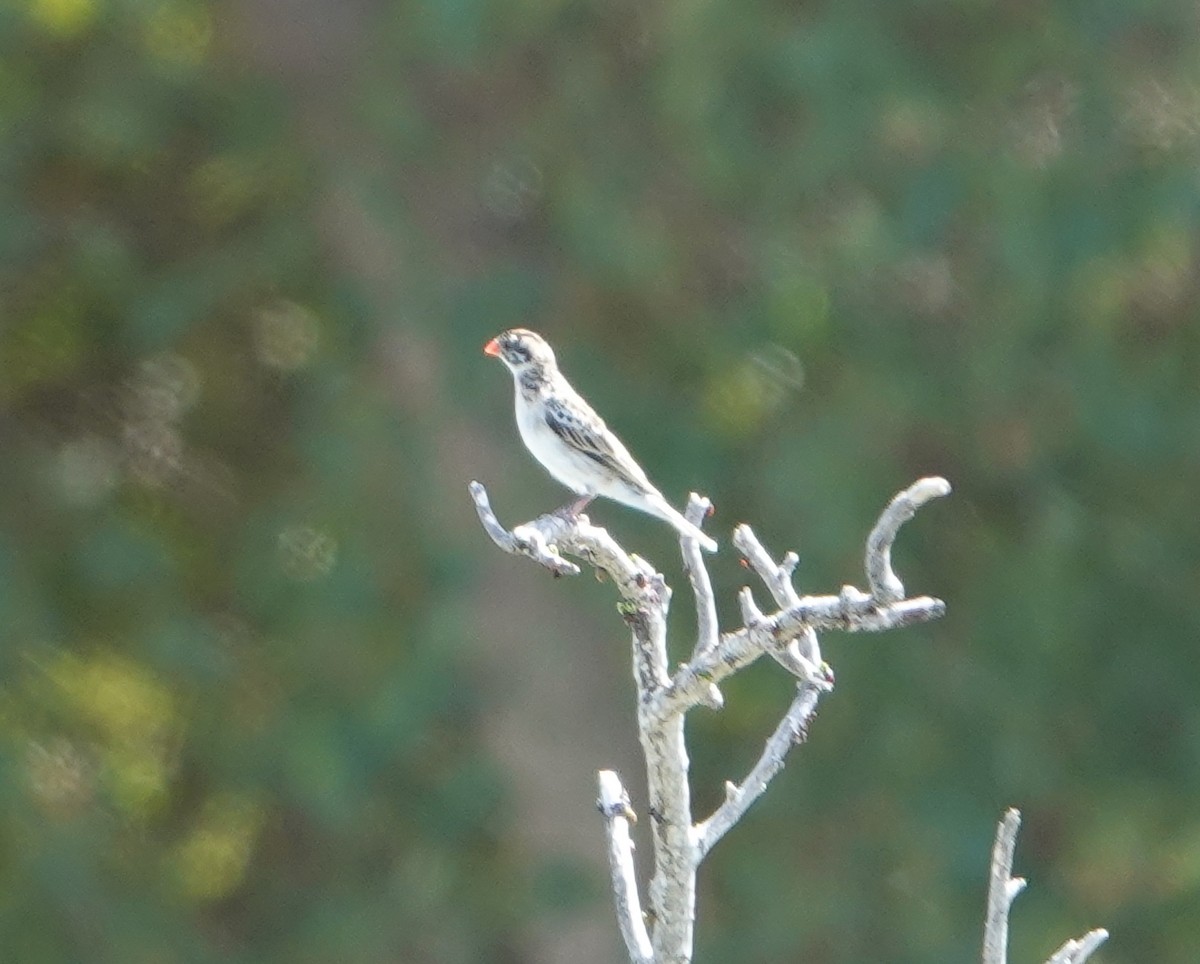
[646,493,719,553]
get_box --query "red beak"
[483,338,501,357]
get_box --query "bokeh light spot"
[27,0,97,36]
[123,419,184,487]
[1008,76,1075,168]
[52,652,175,744]
[174,794,264,901]
[704,346,802,437]
[128,353,201,423]
[749,344,805,393]
[120,353,198,487]
[277,524,337,581]
[254,301,320,370]
[1123,78,1200,151]
[482,156,544,221]
[104,744,170,817]
[25,738,94,817]
[47,652,178,818]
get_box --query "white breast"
[514,391,593,496]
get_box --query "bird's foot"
[553,494,595,520]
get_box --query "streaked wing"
[542,393,652,492]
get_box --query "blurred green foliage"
[2,0,1199,961]
[0,2,524,961]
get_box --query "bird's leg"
[553,492,595,519]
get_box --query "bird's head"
[483,329,557,382]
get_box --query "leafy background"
[2,0,1198,961]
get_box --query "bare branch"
[473,477,950,964]
[597,770,653,964]
[654,478,947,718]
[733,524,820,677]
[693,682,724,712]
[471,480,671,609]
[692,681,823,861]
[469,481,580,576]
[474,476,1111,964]
[983,810,1108,964]
[654,592,941,719]
[737,585,764,627]
[866,476,951,603]
[683,494,719,662]
[984,809,1028,964]
[471,479,702,960]
[781,589,947,634]
[619,583,697,962]
[733,524,801,608]
[1045,930,1109,964]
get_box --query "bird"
[484,328,718,553]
